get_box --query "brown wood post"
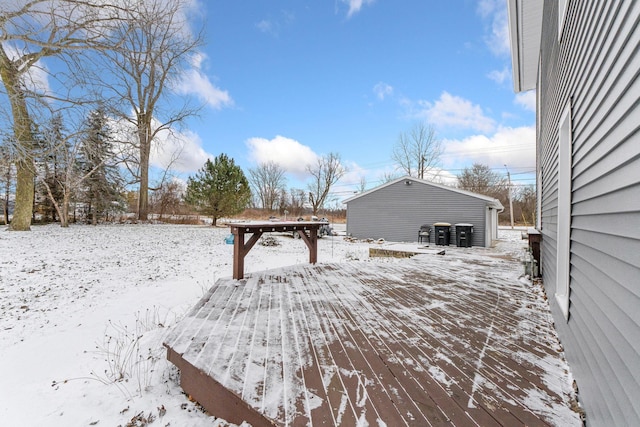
[297,230,318,264]
[309,230,317,264]
[232,227,244,280]
[232,226,264,280]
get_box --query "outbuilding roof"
[343,176,504,211]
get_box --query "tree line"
[0,1,533,229]
[183,152,346,226]
[0,0,350,229]
[388,122,536,225]
[1,0,202,230]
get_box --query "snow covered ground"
[0,223,571,426]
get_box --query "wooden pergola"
[228,221,323,279]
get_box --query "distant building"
[343,176,503,247]
[508,1,640,425]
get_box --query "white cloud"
[246,135,319,177]
[342,0,374,18]
[256,19,273,33]
[442,125,536,169]
[411,92,496,133]
[188,51,206,69]
[515,90,536,112]
[373,82,393,100]
[477,0,510,56]
[487,67,510,85]
[255,11,295,35]
[23,63,51,98]
[150,128,212,173]
[110,115,212,175]
[174,52,233,110]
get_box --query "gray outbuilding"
[344,176,503,247]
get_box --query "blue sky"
[153,0,536,201]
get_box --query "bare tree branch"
[95,0,204,220]
[391,122,443,180]
[307,152,346,216]
[0,0,128,230]
[249,161,287,211]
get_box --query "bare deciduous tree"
[0,0,125,230]
[381,171,401,183]
[38,111,123,227]
[457,163,509,221]
[249,161,287,211]
[513,184,536,225]
[357,176,367,193]
[307,152,346,216]
[150,180,184,220]
[392,122,443,180]
[101,0,203,221]
[281,187,306,217]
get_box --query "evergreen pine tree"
[185,154,251,226]
[79,108,125,224]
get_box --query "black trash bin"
[455,223,474,247]
[433,222,451,246]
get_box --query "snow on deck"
[164,250,581,426]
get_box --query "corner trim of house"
[555,293,570,321]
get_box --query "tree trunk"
[42,179,68,227]
[3,161,10,225]
[60,192,70,227]
[138,118,150,221]
[1,65,35,231]
[11,160,35,230]
[91,195,98,225]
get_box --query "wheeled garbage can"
[455,223,474,247]
[433,222,451,246]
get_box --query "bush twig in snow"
[90,306,169,398]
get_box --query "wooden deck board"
[310,275,431,425]
[345,267,507,426]
[388,266,554,426]
[164,257,578,426]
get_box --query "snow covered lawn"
[0,223,577,426]
[0,223,371,426]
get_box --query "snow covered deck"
[164,254,579,426]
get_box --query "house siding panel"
[345,179,493,246]
[538,0,640,424]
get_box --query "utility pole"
[504,165,514,229]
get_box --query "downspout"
[492,203,505,247]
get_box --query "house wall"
[345,180,493,247]
[538,0,640,424]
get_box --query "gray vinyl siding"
[346,179,492,247]
[538,0,640,425]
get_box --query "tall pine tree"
[185,154,251,226]
[79,109,124,224]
